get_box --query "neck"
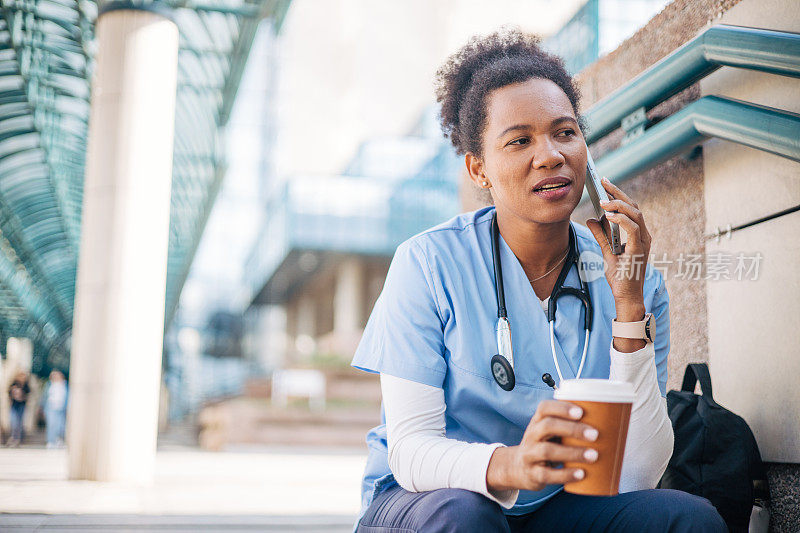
[495,207,570,278]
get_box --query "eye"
[507,137,530,146]
[557,129,576,137]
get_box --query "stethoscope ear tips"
[491,354,515,391]
[542,373,556,390]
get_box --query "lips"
[533,176,571,191]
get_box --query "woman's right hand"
[486,400,599,492]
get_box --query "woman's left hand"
[585,177,651,316]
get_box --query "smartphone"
[585,148,622,255]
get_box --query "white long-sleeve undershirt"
[382,298,673,509]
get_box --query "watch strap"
[612,312,655,343]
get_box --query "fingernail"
[569,407,583,419]
[602,177,610,183]
[574,469,585,480]
[584,449,599,462]
[584,428,599,441]
[600,200,609,204]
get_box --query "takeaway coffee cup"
[553,379,635,496]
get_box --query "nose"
[532,137,566,169]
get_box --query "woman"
[43,370,68,448]
[352,29,725,532]
[7,370,30,447]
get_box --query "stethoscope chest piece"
[491,354,515,391]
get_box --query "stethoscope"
[489,211,593,391]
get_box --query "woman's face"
[468,77,587,225]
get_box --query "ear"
[465,152,490,189]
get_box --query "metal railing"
[593,96,800,184]
[584,25,800,144]
[581,24,800,238]
[244,172,459,305]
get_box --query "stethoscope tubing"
[490,212,507,319]
[490,211,593,390]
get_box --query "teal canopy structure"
[0,0,290,372]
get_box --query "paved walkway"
[0,446,365,531]
[0,514,355,532]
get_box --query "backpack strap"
[680,363,719,406]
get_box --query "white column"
[177,327,202,416]
[331,258,364,356]
[256,305,287,371]
[67,6,179,483]
[334,258,364,335]
[294,295,317,360]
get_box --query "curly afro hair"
[434,27,586,159]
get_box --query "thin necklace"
[527,247,569,283]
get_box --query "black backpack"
[658,363,769,532]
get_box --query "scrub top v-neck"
[351,206,670,518]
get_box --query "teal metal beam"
[217,0,290,126]
[0,237,65,339]
[0,7,86,296]
[0,0,292,362]
[581,95,800,202]
[164,0,292,328]
[170,1,260,17]
[585,25,800,144]
[163,160,226,327]
[0,186,73,323]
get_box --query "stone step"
[241,420,375,447]
[254,406,379,426]
[197,397,380,450]
[242,371,381,405]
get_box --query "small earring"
[482,181,489,187]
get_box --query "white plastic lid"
[554,379,635,403]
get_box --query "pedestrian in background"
[43,370,68,448]
[7,370,30,447]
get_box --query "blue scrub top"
[351,205,670,518]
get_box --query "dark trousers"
[9,402,25,441]
[357,484,727,532]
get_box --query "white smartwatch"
[612,312,656,344]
